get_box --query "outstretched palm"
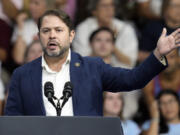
[156,28,180,56]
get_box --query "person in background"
[24,40,43,63]
[0,0,23,114]
[12,0,54,65]
[73,0,138,68]
[133,49,179,126]
[90,27,115,65]
[0,0,23,63]
[90,27,142,119]
[138,0,180,63]
[141,90,180,135]
[103,92,141,135]
[2,40,43,110]
[143,49,180,107]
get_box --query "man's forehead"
[41,15,66,28]
[42,15,64,24]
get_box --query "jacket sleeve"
[100,53,167,92]
[4,68,24,115]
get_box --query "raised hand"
[154,28,180,59]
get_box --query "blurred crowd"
[0,0,180,134]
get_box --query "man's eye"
[56,29,63,32]
[42,29,49,33]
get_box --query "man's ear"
[70,30,75,43]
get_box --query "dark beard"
[43,45,70,59]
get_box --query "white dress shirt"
[42,50,74,116]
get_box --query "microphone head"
[63,81,73,97]
[44,81,54,99]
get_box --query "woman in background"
[103,92,141,135]
[141,89,180,135]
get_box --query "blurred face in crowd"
[159,94,180,122]
[165,0,180,24]
[164,49,179,73]
[26,41,43,63]
[29,0,47,21]
[91,30,114,58]
[103,92,123,116]
[93,0,115,25]
[39,15,75,58]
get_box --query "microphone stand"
[47,87,72,116]
[56,99,62,116]
[48,96,67,116]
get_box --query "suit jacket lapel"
[70,52,83,116]
[30,57,46,115]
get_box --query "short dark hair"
[37,9,74,31]
[89,27,116,44]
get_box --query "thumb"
[161,28,167,37]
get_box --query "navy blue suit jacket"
[5,51,166,116]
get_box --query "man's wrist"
[153,48,167,65]
[154,48,163,60]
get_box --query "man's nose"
[49,30,56,39]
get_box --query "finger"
[174,32,180,41]
[171,28,180,37]
[175,33,180,40]
[175,41,180,47]
[161,28,167,37]
[175,38,180,43]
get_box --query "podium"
[0,116,124,135]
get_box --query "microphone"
[44,81,56,109]
[44,81,54,100]
[61,81,73,108]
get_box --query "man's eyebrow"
[41,26,64,29]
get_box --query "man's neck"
[44,50,69,72]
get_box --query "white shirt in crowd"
[42,50,73,116]
[73,17,138,68]
[12,19,38,46]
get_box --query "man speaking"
[5,10,180,116]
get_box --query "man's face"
[29,0,47,21]
[91,30,114,58]
[39,15,75,57]
[93,0,115,25]
[165,0,180,24]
